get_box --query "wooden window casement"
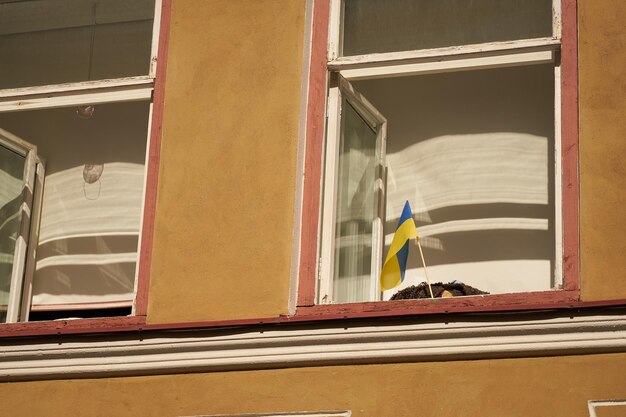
[0,0,171,325]
[297,0,580,315]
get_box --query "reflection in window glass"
[0,0,155,89]
[333,100,379,303]
[0,101,150,313]
[342,0,552,56]
[0,144,26,322]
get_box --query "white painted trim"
[337,77,386,127]
[318,85,341,304]
[336,78,387,302]
[554,61,564,288]
[327,0,342,61]
[0,76,154,99]
[588,400,626,417]
[149,0,163,78]
[2,312,626,381]
[318,78,388,304]
[340,50,554,81]
[0,86,152,113]
[6,221,28,322]
[329,38,561,71]
[0,127,37,156]
[0,131,38,323]
[19,160,45,322]
[553,0,562,40]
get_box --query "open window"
[319,76,387,303]
[0,129,42,322]
[0,0,161,322]
[316,0,572,304]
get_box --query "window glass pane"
[0,101,150,313]
[0,144,26,322]
[351,64,555,298]
[0,0,155,89]
[333,99,379,303]
[342,0,553,56]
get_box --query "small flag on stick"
[380,201,419,291]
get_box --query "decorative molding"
[1,310,626,381]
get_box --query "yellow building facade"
[1,1,626,416]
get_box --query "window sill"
[5,293,626,340]
[296,290,581,320]
[0,315,146,338]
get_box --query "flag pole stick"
[415,240,434,299]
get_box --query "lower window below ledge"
[28,306,132,322]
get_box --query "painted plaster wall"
[147,0,306,323]
[595,405,626,417]
[579,0,626,300]
[144,0,625,324]
[2,353,626,417]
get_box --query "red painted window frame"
[295,0,581,316]
[0,0,172,336]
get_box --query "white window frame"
[319,75,387,303]
[588,400,626,417]
[0,0,163,323]
[0,128,42,322]
[318,0,564,304]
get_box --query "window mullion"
[318,84,342,304]
[5,147,37,323]
[339,50,556,81]
[149,0,164,77]
[328,37,561,71]
[18,160,45,322]
[0,76,154,100]
[553,0,563,39]
[327,0,343,61]
[0,84,153,113]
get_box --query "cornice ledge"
[2,312,626,381]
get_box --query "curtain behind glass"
[0,101,149,310]
[0,144,26,322]
[342,0,552,56]
[333,100,378,303]
[0,0,155,89]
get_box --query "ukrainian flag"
[380,201,419,291]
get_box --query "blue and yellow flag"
[380,201,419,291]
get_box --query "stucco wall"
[2,353,626,417]
[578,0,626,300]
[144,0,626,324]
[147,0,306,323]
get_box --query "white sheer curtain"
[333,100,378,303]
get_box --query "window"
[0,0,161,323]
[315,0,576,304]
